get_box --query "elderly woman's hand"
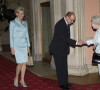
[93,45,96,50]
[11,48,15,55]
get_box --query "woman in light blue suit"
[84,16,100,75]
[9,6,30,87]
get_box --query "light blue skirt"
[14,47,28,63]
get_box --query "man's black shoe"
[59,85,69,89]
[66,83,75,87]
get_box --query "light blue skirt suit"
[9,17,30,63]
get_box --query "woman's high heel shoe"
[14,78,18,87]
[14,83,18,87]
[20,80,27,87]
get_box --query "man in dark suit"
[49,12,82,89]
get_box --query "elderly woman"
[84,16,100,75]
[9,6,30,87]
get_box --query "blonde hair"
[15,6,24,14]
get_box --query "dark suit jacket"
[49,18,76,56]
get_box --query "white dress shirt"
[64,17,77,45]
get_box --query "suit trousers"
[53,54,68,86]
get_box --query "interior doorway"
[40,2,52,63]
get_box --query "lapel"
[14,17,25,28]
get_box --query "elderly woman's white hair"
[91,16,100,25]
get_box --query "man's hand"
[11,48,15,55]
[77,41,84,45]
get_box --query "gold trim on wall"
[40,2,50,58]
[40,6,44,57]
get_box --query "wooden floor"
[0,52,100,85]
[45,73,100,85]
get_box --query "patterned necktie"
[67,24,70,33]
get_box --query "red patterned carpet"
[0,55,100,90]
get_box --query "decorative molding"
[51,56,56,69]
[87,64,98,73]
[68,65,89,76]
[33,54,42,61]
[51,55,89,76]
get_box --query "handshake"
[77,41,87,46]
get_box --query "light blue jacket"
[9,17,30,49]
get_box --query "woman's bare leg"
[14,63,22,84]
[21,63,27,85]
